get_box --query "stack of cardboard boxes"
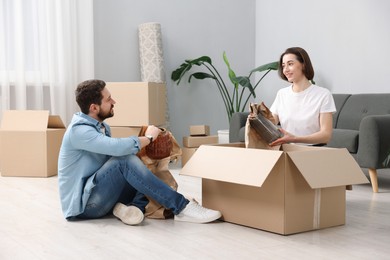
[0,82,166,177]
[105,82,167,138]
[181,125,218,167]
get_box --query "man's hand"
[145,125,161,142]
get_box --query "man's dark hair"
[278,47,315,81]
[75,79,106,114]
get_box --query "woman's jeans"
[78,155,189,219]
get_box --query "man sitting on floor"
[58,79,221,225]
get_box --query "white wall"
[94,0,256,144]
[255,0,390,106]
[94,0,390,143]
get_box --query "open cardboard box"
[180,143,369,235]
[181,147,198,167]
[0,110,65,177]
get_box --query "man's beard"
[97,106,114,121]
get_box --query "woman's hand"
[269,128,296,146]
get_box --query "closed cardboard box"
[181,143,369,235]
[190,125,210,136]
[181,147,198,167]
[183,135,218,148]
[105,82,166,126]
[110,126,141,138]
[0,110,66,177]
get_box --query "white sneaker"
[174,199,222,224]
[113,203,144,225]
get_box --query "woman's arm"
[270,112,333,146]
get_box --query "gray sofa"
[229,93,390,192]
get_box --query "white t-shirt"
[270,84,336,137]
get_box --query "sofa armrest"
[229,112,249,143]
[357,115,390,169]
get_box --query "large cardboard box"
[181,147,198,167]
[110,126,141,138]
[0,110,66,177]
[181,143,369,235]
[105,82,166,126]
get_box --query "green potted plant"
[171,51,279,123]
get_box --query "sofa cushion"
[336,94,390,130]
[327,129,359,153]
[332,94,351,128]
[238,126,246,142]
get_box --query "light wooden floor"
[1,165,390,260]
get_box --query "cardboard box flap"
[48,115,65,128]
[1,110,50,131]
[180,145,284,187]
[287,148,369,188]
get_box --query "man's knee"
[115,154,145,169]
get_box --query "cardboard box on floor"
[105,82,166,126]
[180,143,369,235]
[181,147,198,167]
[183,135,218,148]
[0,110,66,177]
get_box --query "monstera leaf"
[171,52,278,122]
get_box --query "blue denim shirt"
[58,112,141,218]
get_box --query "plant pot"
[218,129,229,144]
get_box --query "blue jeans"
[77,155,189,219]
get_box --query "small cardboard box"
[110,126,141,138]
[181,147,198,167]
[190,125,210,136]
[181,143,369,235]
[0,110,66,177]
[105,82,166,126]
[183,135,218,148]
